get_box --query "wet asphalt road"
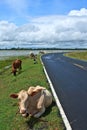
[41,53,87,130]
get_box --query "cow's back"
[12,59,22,68]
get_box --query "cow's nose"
[21,109,26,114]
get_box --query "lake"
[0,50,40,60]
[0,49,80,60]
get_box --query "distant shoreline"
[0,48,87,50]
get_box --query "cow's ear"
[10,94,18,98]
[27,86,35,96]
[28,89,42,96]
[29,91,37,96]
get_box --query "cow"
[10,85,52,118]
[12,59,22,76]
[29,53,36,59]
[29,53,37,64]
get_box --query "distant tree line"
[0,47,87,50]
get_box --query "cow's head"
[10,90,29,117]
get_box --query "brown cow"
[12,59,22,76]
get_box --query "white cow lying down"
[10,86,52,118]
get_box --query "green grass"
[0,55,65,130]
[64,51,87,61]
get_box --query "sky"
[0,0,87,49]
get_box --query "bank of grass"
[64,51,87,61]
[0,55,65,130]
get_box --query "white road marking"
[73,63,87,70]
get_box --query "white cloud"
[68,8,87,16]
[0,21,17,41]
[0,8,87,48]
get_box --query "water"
[0,49,80,60]
[0,50,39,60]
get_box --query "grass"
[0,55,65,130]
[64,51,87,61]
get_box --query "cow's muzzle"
[22,113,29,118]
[20,109,29,118]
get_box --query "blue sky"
[0,0,87,48]
[0,0,86,25]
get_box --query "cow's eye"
[18,98,21,102]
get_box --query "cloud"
[0,21,17,41]
[0,8,87,48]
[68,8,87,16]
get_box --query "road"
[41,53,87,130]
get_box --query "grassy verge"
[0,55,65,130]
[64,51,87,61]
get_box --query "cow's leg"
[20,61,22,70]
[13,69,17,76]
[34,107,45,118]
[18,65,22,71]
[14,71,16,76]
[18,65,22,74]
[20,64,22,70]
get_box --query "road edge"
[41,57,72,130]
